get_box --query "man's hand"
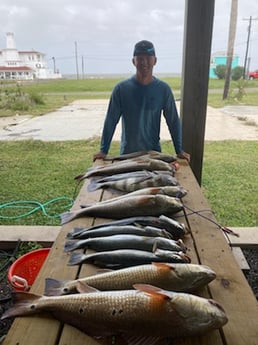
[177,151,190,162]
[93,152,107,161]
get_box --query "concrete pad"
[0,100,257,141]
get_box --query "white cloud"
[0,0,257,75]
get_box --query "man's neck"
[135,73,154,85]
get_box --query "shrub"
[231,66,244,81]
[214,65,226,79]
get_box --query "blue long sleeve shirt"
[100,76,183,155]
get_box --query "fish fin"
[44,278,68,296]
[123,334,163,345]
[152,240,158,253]
[60,211,77,224]
[68,252,85,265]
[64,240,78,252]
[133,284,170,301]
[151,262,175,271]
[76,281,100,293]
[95,268,114,274]
[1,292,42,320]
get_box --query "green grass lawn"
[0,140,257,227]
[1,77,258,116]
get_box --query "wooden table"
[3,160,258,345]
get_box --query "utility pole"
[223,0,238,100]
[82,55,85,79]
[243,16,258,79]
[74,41,79,80]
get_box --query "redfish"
[44,262,216,296]
[1,284,228,342]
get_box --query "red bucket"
[8,248,50,291]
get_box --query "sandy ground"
[0,99,257,141]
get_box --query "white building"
[0,32,62,80]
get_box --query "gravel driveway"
[0,100,257,141]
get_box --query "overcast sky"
[1,0,258,76]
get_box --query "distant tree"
[231,66,244,81]
[214,65,226,79]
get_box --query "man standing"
[94,40,190,162]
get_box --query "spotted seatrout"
[64,234,186,253]
[1,284,228,342]
[87,171,179,193]
[103,150,177,163]
[44,262,216,296]
[75,158,174,181]
[61,194,183,224]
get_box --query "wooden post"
[180,0,215,185]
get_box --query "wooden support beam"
[0,226,61,250]
[226,227,258,248]
[181,0,215,185]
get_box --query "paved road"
[0,100,257,141]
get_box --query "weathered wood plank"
[231,247,250,270]
[226,227,258,248]
[0,226,61,250]
[177,160,258,345]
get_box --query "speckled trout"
[61,195,183,224]
[103,150,177,163]
[1,284,228,342]
[67,248,191,268]
[87,171,179,193]
[67,215,186,240]
[44,262,216,296]
[75,158,174,181]
[64,234,186,253]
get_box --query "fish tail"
[44,278,67,296]
[60,211,77,224]
[74,173,87,182]
[66,227,84,239]
[87,180,102,192]
[1,292,42,320]
[68,252,86,266]
[64,240,79,252]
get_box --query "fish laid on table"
[64,234,186,253]
[104,150,177,163]
[67,215,186,240]
[68,248,191,268]
[44,262,216,296]
[67,224,173,240]
[61,195,183,225]
[82,185,186,208]
[88,173,181,193]
[75,158,174,182]
[2,284,228,344]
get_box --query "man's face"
[132,54,157,75]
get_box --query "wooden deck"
[2,160,258,345]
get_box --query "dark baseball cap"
[133,40,156,56]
